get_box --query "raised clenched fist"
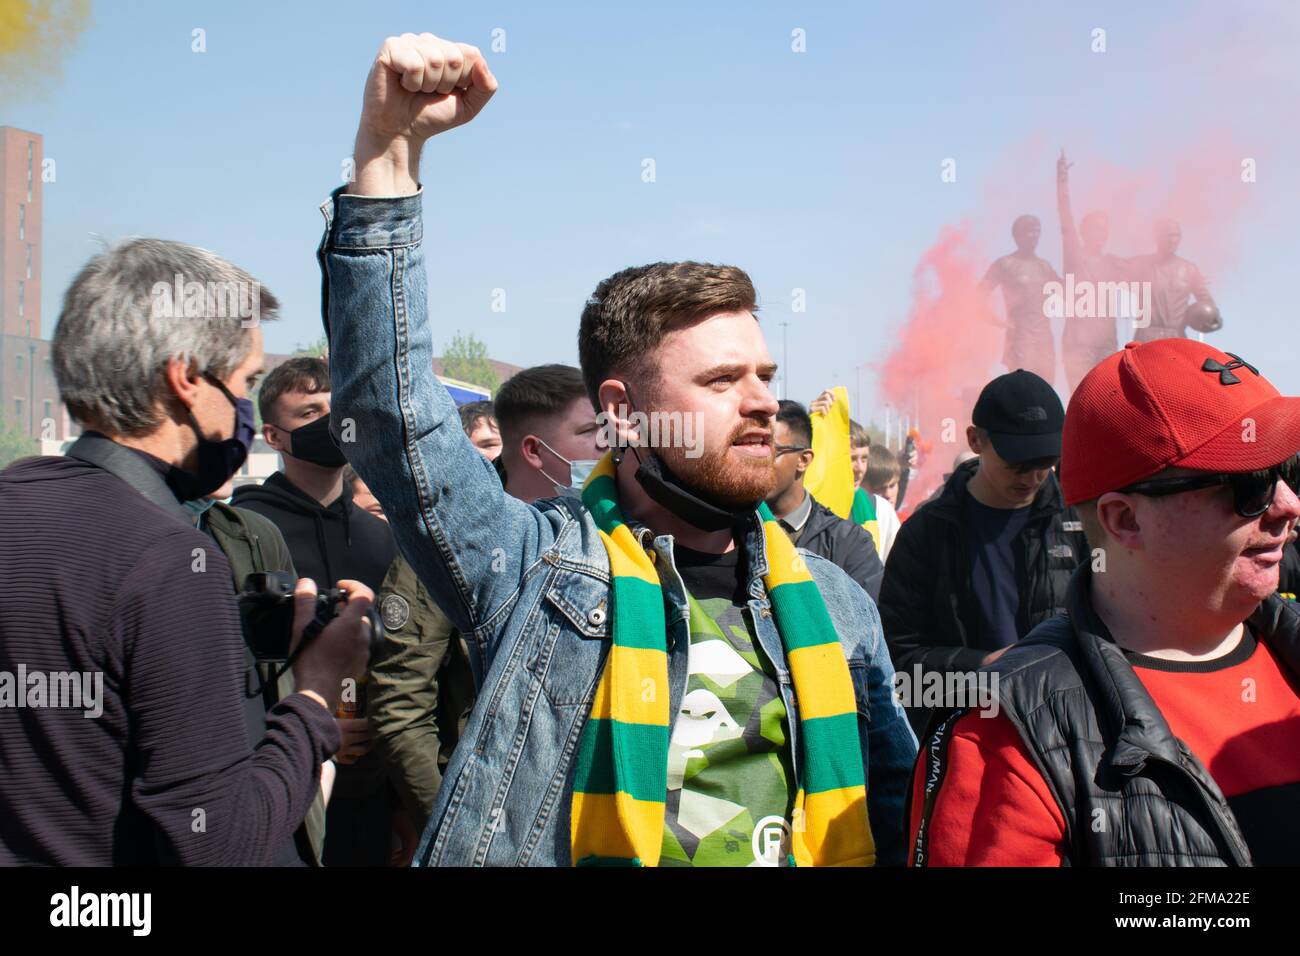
[349,32,498,196]
[359,32,497,144]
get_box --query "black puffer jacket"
[879,459,1085,725]
[915,565,1300,867]
[797,495,885,602]
[1280,538,1300,598]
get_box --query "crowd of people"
[1,31,1297,868]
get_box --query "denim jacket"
[318,186,918,866]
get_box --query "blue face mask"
[182,497,219,521]
[536,437,599,500]
[171,374,257,501]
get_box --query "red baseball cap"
[1061,339,1300,506]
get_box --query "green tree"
[440,331,499,395]
[294,335,329,358]
[0,412,38,470]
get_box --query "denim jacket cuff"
[318,184,424,251]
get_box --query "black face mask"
[631,447,752,532]
[620,385,757,533]
[282,413,348,468]
[168,375,257,501]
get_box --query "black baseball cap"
[971,369,1065,463]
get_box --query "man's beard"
[654,420,776,508]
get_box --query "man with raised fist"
[320,32,916,867]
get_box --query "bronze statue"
[981,214,1061,385]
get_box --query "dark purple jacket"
[0,435,339,865]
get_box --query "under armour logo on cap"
[1201,352,1259,386]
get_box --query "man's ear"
[163,356,203,419]
[1097,493,1142,551]
[263,422,285,452]
[796,448,814,477]
[966,425,983,455]
[520,434,544,470]
[597,378,640,447]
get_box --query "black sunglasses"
[1118,455,1300,518]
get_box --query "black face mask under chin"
[629,446,754,533]
[617,383,757,533]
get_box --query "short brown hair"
[259,356,329,424]
[578,261,757,408]
[850,419,871,450]
[458,400,496,437]
[865,446,900,491]
[495,364,588,447]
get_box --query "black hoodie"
[232,471,399,865]
[231,471,396,593]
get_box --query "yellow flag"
[805,386,854,519]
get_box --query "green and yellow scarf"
[569,452,874,867]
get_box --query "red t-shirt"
[909,628,1300,865]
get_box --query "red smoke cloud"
[876,223,1003,499]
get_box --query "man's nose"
[745,375,779,418]
[1270,474,1300,521]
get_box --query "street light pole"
[26,320,35,440]
[780,321,789,400]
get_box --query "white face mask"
[535,437,599,500]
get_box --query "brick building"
[0,126,67,445]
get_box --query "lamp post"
[26,320,36,440]
[780,321,790,400]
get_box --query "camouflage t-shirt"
[660,545,796,867]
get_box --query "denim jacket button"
[588,607,607,626]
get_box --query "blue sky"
[6,0,1300,419]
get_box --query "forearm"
[376,725,445,830]
[1192,275,1216,307]
[140,692,341,866]
[369,626,450,828]
[124,540,341,865]
[348,132,422,198]
[319,187,546,638]
[1056,179,1075,238]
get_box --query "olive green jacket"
[198,499,329,866]
[368,554,476,831]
